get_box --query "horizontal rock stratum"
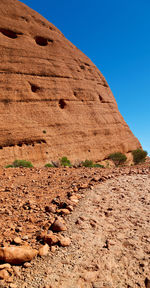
[0,0,141,166]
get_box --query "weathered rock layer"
[0,0,140,166]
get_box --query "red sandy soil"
[0,164,149,287]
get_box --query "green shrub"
[82,160,104,168]
[108,152,127,166]
[132,149,147,164]
[5,160,33,168]
[45,163,54,167]
[93,163,104,168]
[60,156,72,167]
[82,160,94,167]
[5,164,14,168]
[12,159,33,168]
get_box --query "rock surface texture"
[0,0,141,166]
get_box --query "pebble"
[50,219,67,232]
[58,236,71,247]
[22,235,29,241]
[0,263,11,270]
[39,244,49,256]
[23,262,32,268]
[0,269,9,280]
[13,237,22,245]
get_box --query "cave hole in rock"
[80,65,85,70]
[35,36,53,46]
[35,36,48,46]
[99,95,104,102]
[59,99,66,109]
[74,91,77,97]
[30,83,40,93]
[0,28,18,39]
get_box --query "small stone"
[58,236,71,247]
[67,205,74,212]
[13,266,21,277]
[44,234,59,246]
[0,269,9,280]
[0,263,11,270]
[9,284,17,288]
[39,244,49,256]
[82,271,99,282]
[22,235,28,241]
[6,276,14,283]
[50,219,67,232]
[37,231,47,241]
[45,206,56,213]
[23,262,32,268]
[13,237,22,245]
[57,209,70,215]
[79,183,88,189]
[51,246,56,253]
[69,195,79,203]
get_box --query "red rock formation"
[0,0,141,166]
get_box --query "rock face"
[0,0,141,166]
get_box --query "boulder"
[0,246,38,264]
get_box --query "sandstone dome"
[0,0,141,166]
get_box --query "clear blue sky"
[21,0,150,155]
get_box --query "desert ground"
[0,164,149,288]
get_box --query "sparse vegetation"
[132,148,147,164]
[45,163,54,167]
[82,160,94,167]
[108,152,127,166]
[5,159,33,168]
[60,156,72,167]
[82,160,104,168]
[93,163,104,168]
[5,164,14,168]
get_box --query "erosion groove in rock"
[0,0,141,166]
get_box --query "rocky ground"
[0,165,149,287]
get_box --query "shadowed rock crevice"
[99,95,111,104]
[59,99,66,109]
[0,28,23,39]
[0,139,46,150]
[30,83,40,93]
